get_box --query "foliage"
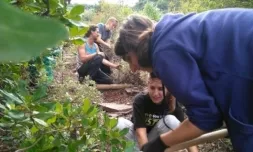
[91,1,134,24]
[0,1,133,151]
[0,82,133,152]
[134,0,168,13]
[168,0,253,13]
[141,2,162,21]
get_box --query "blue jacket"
[151,8,253,151]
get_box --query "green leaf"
[31,125,39,134]
[99,129,107,140]
[120,128,129,136]
[33,112,55,120]
[53,136,61,146]
[81,117,89,126]
[55,102,63,114]
[79,27,88,35]
[33,118,48,127]
[47,116,56,124]
[69,26,79,37]
[71,38,85,45]
[111,138,120,145]
[40,102,56,111]
[0,104,7,110]
[109,118,118,129]
[70,5,84,16]
[32,85,47,101]
[82,99,91,114]
[0,122,14,128]
[8,110,25,120]
[0,89,23,104]
[124,142,135,152]
[0,1,68,62]
[111,146,117,152]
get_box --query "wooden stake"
[96,84,132,90]
[165,129,228,152]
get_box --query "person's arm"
[78,44,96,62]
[132,94,148,149]
[95,43,119,69]
[96,35,111,48]
[142,50,223,151]
[136,128,148,148]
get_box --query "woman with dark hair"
[76,25,120,84]
[115,9,253,152]
[116,73,198,152]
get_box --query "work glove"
[141,136,168,152]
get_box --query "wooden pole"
[165,129,228,152]
[96,84,133,90]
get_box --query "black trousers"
[77,55,113,84]
[96,43,112,75]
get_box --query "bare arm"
[96,34,111,48]
[160,119,205,147]
[78,44,96,63]
[135,128,148,149]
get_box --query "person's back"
[152,8,253,151]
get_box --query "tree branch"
[15,135,43,152]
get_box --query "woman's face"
[148,78,167,104]
[91,28,99,39]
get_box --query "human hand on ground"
[114,64,122,70]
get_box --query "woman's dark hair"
[149,72,157,79]
[85,25,98,37]
[114,15,154,67]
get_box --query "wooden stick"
[165,129,228,152]
[96,84,133,90]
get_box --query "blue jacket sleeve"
[153,50,223,131]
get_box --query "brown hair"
[114,14,154,67]
[85,25,98,37]
[106,17,118,24]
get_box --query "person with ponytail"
[115,8,253,152]
[116,72,198,152]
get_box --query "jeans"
[77,55,112,84]
[116,115,181,151]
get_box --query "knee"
[157,115,180,130]
[116,117,133,130]
[92,55,103,63]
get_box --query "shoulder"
[97,23,104,28]
[133,92,148,105]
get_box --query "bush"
[0,81,134,152]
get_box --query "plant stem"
[15,135,43,152]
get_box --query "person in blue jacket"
[114,8,253,152]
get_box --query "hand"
[106,43,111,49]
[141,136,168,152]
[114,64,122,70]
